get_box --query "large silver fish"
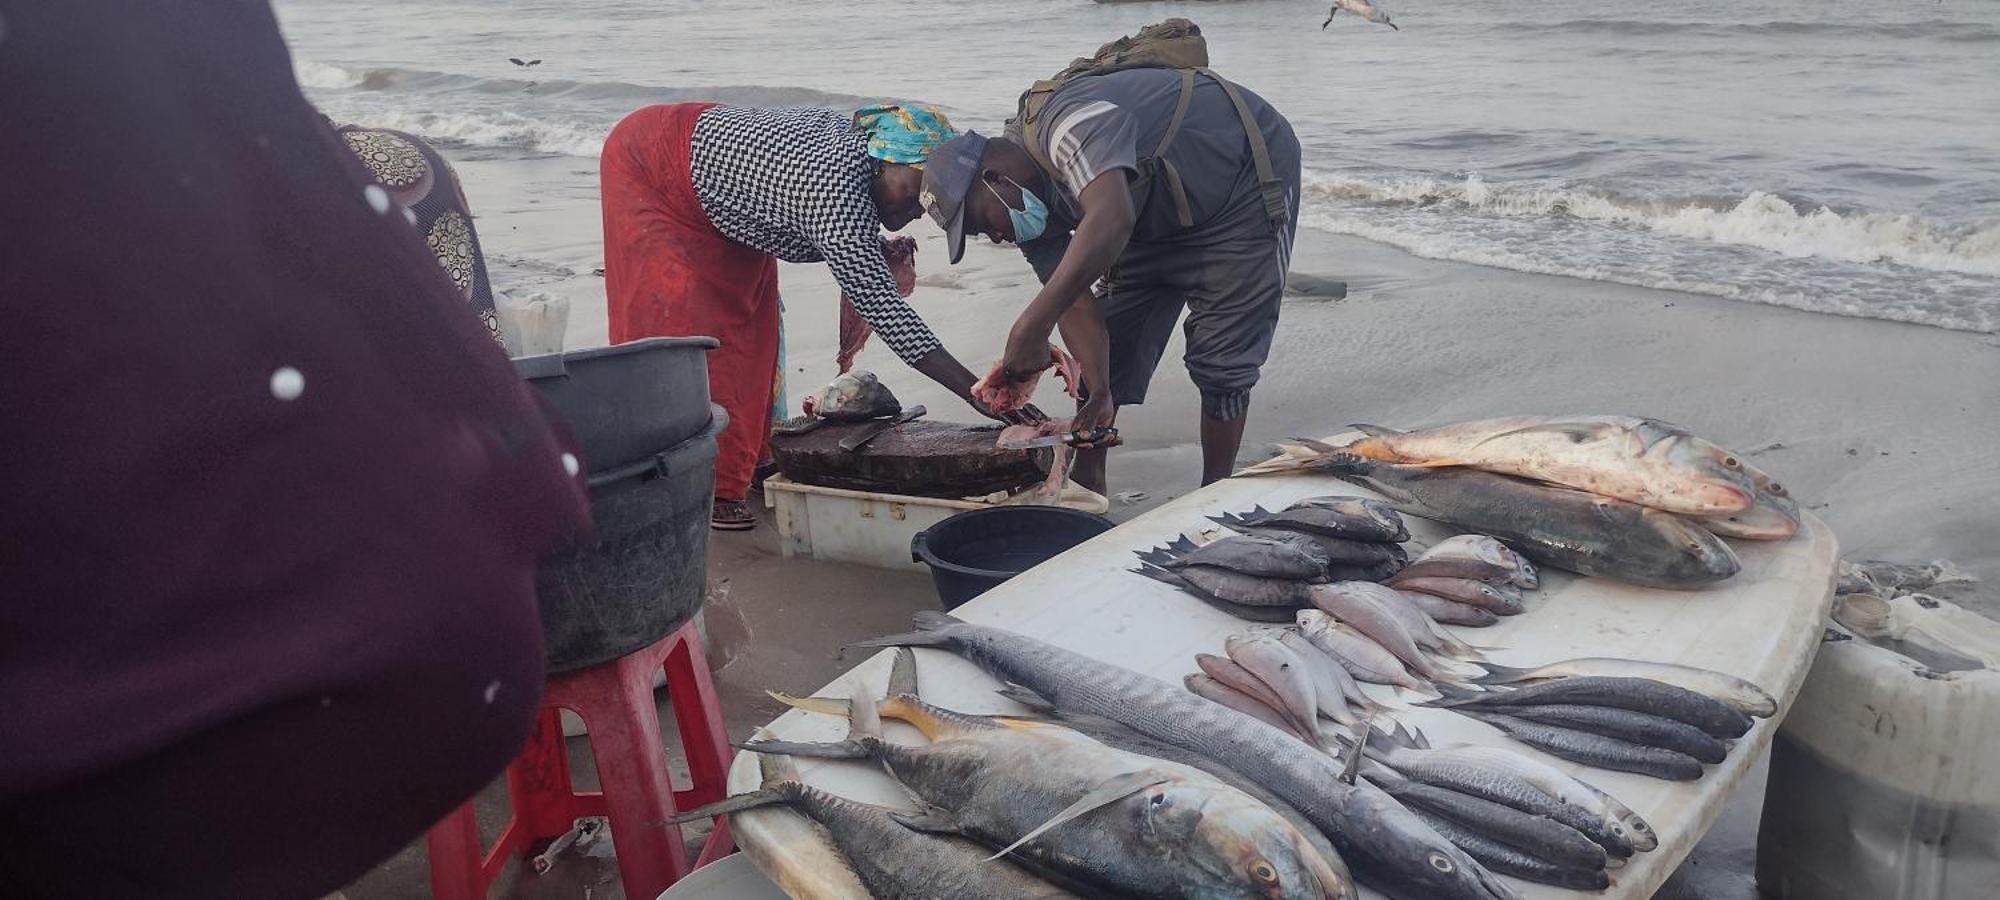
[673,749,1081,899]
[754,687,1349,899]
[1246,417,1757,516]
[859,613,1522,900]
[1287,452,1741,590]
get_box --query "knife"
[839,405,926,452]
[999,426,1117,450]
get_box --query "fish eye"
[1768,482,1787,496]
[1150,793,1167,807]
[1427,851,1455,873]
[1249,859,1279,884]
[1631,821,1652,834]
[1723,456,1741,469]
[1611,823,1627,836]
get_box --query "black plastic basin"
[537,407,725,672]
[516,336,719,474]
[911,506,1113,610]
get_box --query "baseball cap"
[919,131,989,264]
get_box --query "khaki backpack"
[1012,19,1287,230]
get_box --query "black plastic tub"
[515,336,719,474]
[911,506,1114,610]
[537,406,726,673]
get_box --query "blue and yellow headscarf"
[852,103,959,167]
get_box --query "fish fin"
[984,771,1174,862]
[994,681,1059,713]
[756,741,802,787]
[885,647,920,698]
[735,737,870,761]
[848,611,964,652]
[846,682,882,741]
[1400,722,1434,751]
[666,786,787,825]
[1430,682,1486,703]
[1337,719,1369,785]
[1296,436,1348,453]
[767,690,852,719]
[1236,442,1339,477]
[891,805,964,836]
[1467,660,1531,685]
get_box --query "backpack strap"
[1016,79,1064,184]
[1148,68,1199,228]
[1200,67,1289,229]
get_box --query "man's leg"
[1083,269,1185,497]
[1199,410,1249,486]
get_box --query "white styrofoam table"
[724,441,1840,899]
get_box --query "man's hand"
[1067,391,1121,448]
[999,325,1056,382]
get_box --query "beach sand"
[406,153,1999,898]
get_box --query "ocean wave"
[323,106,610,157]
[292,59,880,110]
[1301,173,2000,277]
[1486,19,2000,43]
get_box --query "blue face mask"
[984,175,1048,244]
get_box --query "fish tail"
[1467,661,1532,685]
[666,786,787,825]
[1236,441,1343,477]
[1132,561,1192,590]
[767,690,852,719]
[848,611,965,652]
[733,736,871,762]
[1132,545,1182,570]
[886,647,920,698]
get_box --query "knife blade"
[839,405,925,452]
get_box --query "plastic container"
[537,407,726,673]
[1756,592,2000,899]
[912,506,1113,609]
[652,854,787,900]
[516,336,718,474]
[761,474,1108,573]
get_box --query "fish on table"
[751,670,1350,899]
[674,748,1081,899]
[860,613,1522,900]
[1272,451,1741,589]
[1243,416,1758,517]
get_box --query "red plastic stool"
[425,621,734,899]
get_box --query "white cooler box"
[762,474,1107,572]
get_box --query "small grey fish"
[1227,632,1328,738]
[1365,764,1608,871]
[1398,535,1523,585]
[1178,564,1317,608]
[1159,533,1332,581]
[1411,742,1658,853]
[1464,711,1706,781]
[1309,582,1464,681]
[1434,676,1752,738]
[1470,657,1776,717]
[1200,651,1321,742]
[1186,672,1314,744]
[1354,583,1487,661]
[1391,576,1526,615]
[1212,502,1409,543]
[1297,610,1431,692]
[1398,591,1501,627]
[1412,810,1610,892]
[1277,628,1375,725]
[1365,735,1635,858]
[1495,705,1728,764]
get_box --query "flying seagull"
[508,58,543,68]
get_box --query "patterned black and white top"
[689,105,940,364]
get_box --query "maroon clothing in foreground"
[0,1,588,896]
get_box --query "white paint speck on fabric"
[363,184,391,215]
[483,680,502,704]
[402,207,418,226]
[269,366,305,401]
[561,453,580,476]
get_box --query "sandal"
[711,498,757,531]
